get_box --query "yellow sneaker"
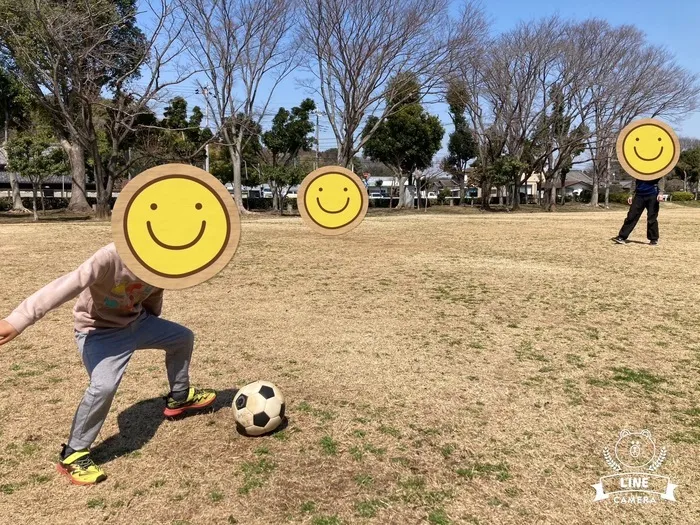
[164,387,216,417]
[56,446,107,485]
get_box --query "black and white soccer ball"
[232,380,285,436]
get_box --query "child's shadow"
[91,388,237,464]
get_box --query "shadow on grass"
[92,388,237,464]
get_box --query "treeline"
[0,0,698,219]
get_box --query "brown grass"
[1,205,700,524]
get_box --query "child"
[613,177,665,245]
[0,243,216,485]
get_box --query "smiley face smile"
[146,220,207,250]
[316,197,350,214]
[633,146,664,162]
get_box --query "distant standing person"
[613,177,665,245]
[612,117,681,246]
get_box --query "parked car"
[369,191,383,199]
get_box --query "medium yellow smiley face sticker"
[616,118,680,181]
[297,166,368,235]
[112,164,240,289]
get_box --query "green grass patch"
[354,473,373,487]
[456,461,510,481]
[611,367,665,390]
[87,498,106,509]
[300,501,316,513]
[210,491,224,503]
[311,516,342,525]
[363,443,386,457]
[427,508,451,525]
[563,379,584,406]
[320,435,338,455]
[0,483,21,494]
[378,425,401,438]
[441,444,456,458]
[670,431,700,444]
[349,446,364,461]
[239,458,276,495]
[355,499,387,518]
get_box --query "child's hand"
[0,320,19,346]
[627,196,633,205]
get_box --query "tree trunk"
[547,183,556,212]
[3,101,8,144]
[229,146,250,214]
[271,183,279,212]
[40,187,45,213]
[480,178,491,210]
[604,184,610,209]
[458,175,465,206]
[395,176,408,209]
[61,139,91,212]
[31,183,39,221]
[590,176,599,208]
[511,180,520,210]
[8,172,29,213]
[497,186,503,206]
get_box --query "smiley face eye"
[195,203,202,210]
[658,137,662,141]
[635,138,640,142]
[318,187,323,192]
[344,187,348,192]
[150,203,158,210]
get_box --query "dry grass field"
[2,205,700,525]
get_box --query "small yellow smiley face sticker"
[297,166,368,235]
[112,164,240,289]
[616,118,680,181]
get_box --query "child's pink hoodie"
[4,243,162,334]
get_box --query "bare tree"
[680,136,700,151]
[179,0,298,213]
[570,20,700,208]
[450,16,586,211]
[299,0,483,169]
[0,0,195,218]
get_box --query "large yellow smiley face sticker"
[616,118,680,181]
[297,165,369,235]
[112,164,240,289]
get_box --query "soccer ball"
[232,380,285,436]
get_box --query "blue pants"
[67,311,194,450]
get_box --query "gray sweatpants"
[67,311,194,450]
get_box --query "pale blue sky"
[157,0,700,159]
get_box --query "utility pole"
[312,109,325,170]
[196,86,211,172]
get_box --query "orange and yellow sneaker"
[163,387,216,417]
[56,446,107,485]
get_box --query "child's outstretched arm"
[0,247,112,346]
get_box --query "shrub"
[577,190,592,203]
[437,188,451,205]
[671,191,694,201]
[608,192,631,204]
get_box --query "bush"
[608,192,631,204]
[577,190,592,203]
[437,188,451,205]
[671,191,694,201]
